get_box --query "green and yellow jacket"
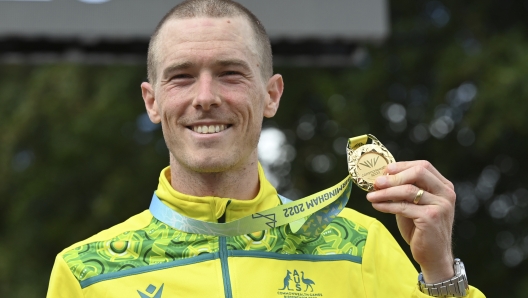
[47,165,484,298]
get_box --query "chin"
[181,155,240,174]
[170,145,252,174]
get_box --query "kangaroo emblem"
[278,270,293,290]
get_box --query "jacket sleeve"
[361,218,485,298]
[46,254,84,298]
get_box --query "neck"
[168,155,260,201]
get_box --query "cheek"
[219,82,264,102]
[158,90,189,116]
[217,82,251,98]
[229,96,264,123]
[218,86,257,110]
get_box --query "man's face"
[142,17,282,174]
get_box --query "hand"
[366,160,456,283]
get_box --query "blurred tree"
[1,1,528,297]
[0,65,167,297]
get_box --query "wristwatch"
[418,258,469,297]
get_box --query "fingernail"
[387,163,396,173]
[366,192,376,201]
[376,176,387,186]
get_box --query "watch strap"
[418,259,469,297]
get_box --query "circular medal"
[347,135,395,192]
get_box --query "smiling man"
[142,14,282,201]
[47,1,484,297]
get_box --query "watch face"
[454,259,466,275]
[454,259,469,290]
[459,262,468,287]
[347,143,395,191]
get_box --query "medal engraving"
[356,152,389,183]
[347,135,395,192]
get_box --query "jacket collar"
[154,163,280,223]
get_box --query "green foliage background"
[1,1,528,297]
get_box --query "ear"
[263,74,284,118]
[141,82,161,124]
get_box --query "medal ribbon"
[347,134,377,151]
[149,135,378,237]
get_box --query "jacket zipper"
[219,236,233,298]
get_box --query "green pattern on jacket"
[64,216,368,282]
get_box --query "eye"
[221,70,243,77]
[167,74,195,86]
[171,73,193,80]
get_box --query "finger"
[371,200,451,222]
[375,165,449,196]
[367,184,432,205]
[371,200,423,219]
[385,160,453,190]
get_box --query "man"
[47,0,485,297]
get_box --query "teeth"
[192,124,227,134]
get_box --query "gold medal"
[347,134,395,192]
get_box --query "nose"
[192,73,221,110]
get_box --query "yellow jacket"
[47,165,485,297]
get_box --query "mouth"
[189,124,231,134]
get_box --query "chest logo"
[278,269,322,297]
[137,283,164,298]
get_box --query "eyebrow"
[161,61,194,80]
[161,58,252,79]
[215,59,252,71]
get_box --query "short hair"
[147,0,273,84]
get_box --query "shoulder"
[57,210,153,256]
[337,207,379,230]
[336,207,398,245]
